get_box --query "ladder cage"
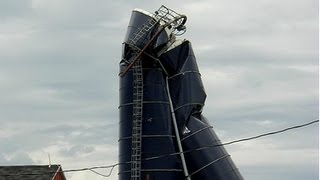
[130,59,144,180]
[128,5,187,51]
[121,5,187,75]
[128,18,158,47]
[154,5,187,35]
[126,5,187,180]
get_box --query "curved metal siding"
[119,69,185,179]
[159,41,243,180]
[119,11,184,180]
[119,9,243,180]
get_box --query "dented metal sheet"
[119,6,243,180]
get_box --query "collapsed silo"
[119,5,243,180]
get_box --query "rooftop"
[0,164,65,180]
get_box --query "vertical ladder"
[128,9,174,180]
[128,18,157,46]
[128,15,157,180]
[123,6,189,180]
[131,58,143,180]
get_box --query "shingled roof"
[0,164,66,180]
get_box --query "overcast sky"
[0,0,318,180]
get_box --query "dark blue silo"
[119,6,243,180]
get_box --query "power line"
[0,164,120,177]
[221,119,319,146]
[1,119,318,177]
[144,119,319,160]
[63,164,119,177]
[185,119,320,154]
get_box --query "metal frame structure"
[119,5,243,180]
[119,6,187,77]
[121,5,189,180]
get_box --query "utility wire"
[1,119,318,177]
[0,164,120,177]
[144,119,319,160]
[220,119,319,146]
[63,163,119,177]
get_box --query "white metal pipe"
[165,77,191,180]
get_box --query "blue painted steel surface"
[119,8,243,180]
[159,41,243,179]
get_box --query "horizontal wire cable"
[144,119,319,160]
[1,119,318,177]
[1,164,120,177]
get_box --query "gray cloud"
[0,0,33,19]
[0,152,34,165]
[0,1,318,180]
[59,145,95,157]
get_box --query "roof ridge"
[0,164,61,167]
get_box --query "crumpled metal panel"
[119,9,243,180]
[159,41,243,179]
[119,10,184,180]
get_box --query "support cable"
[1,119,318,178]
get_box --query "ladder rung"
[130,47,143,180]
